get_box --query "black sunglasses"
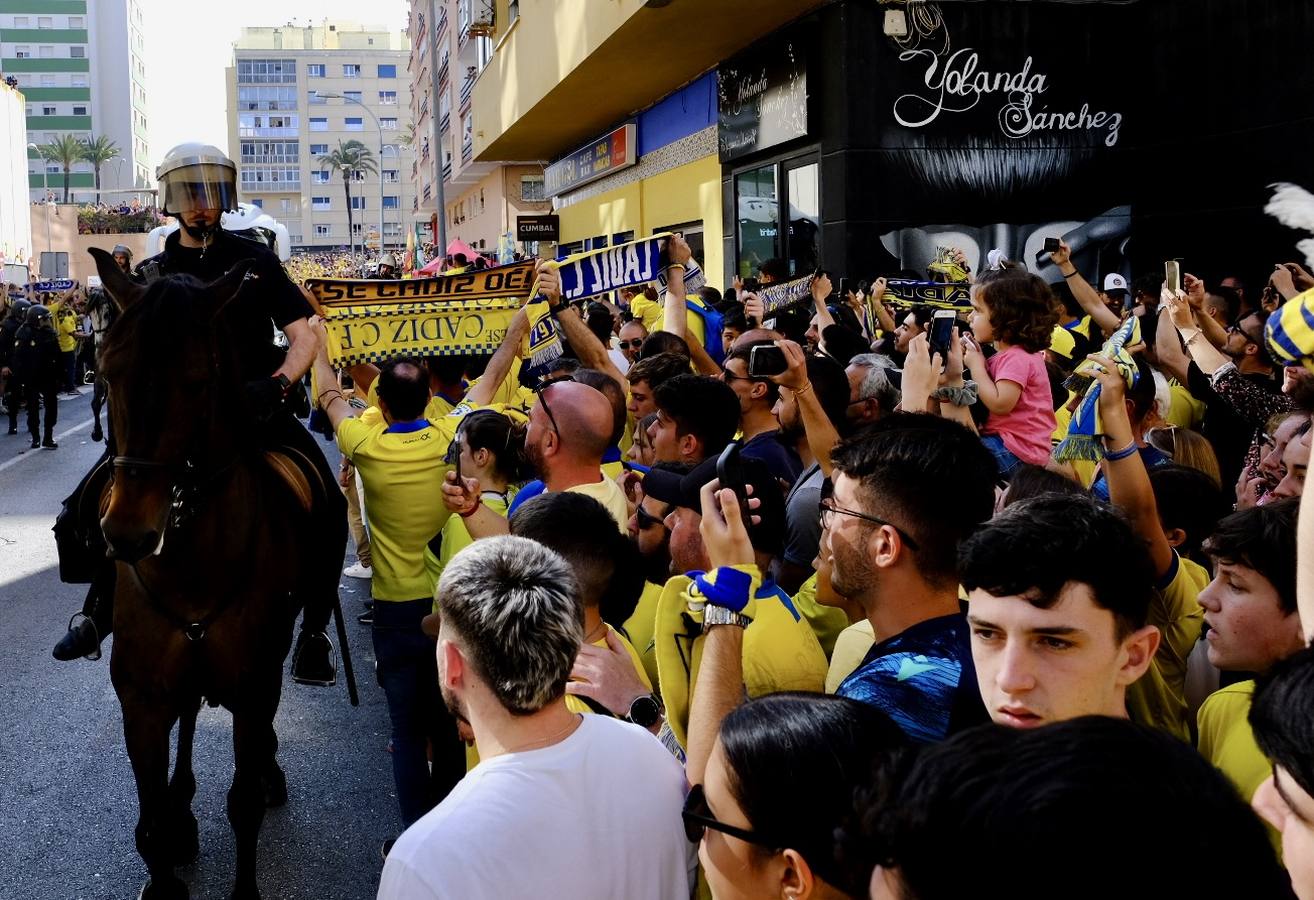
[634,502,669,531]
[532,378,567,436]
[617,339,644,350]
[818,500,921,550]
[682,784,776,847]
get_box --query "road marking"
[0,416,95,475]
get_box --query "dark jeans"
[25,379,57,438]
[372,598,465,829]
[61,350,76,392]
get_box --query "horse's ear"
[208,260,254,317]
[88,247,144,311]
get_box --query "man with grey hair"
[380,536,695,900]
[846,352,902,428]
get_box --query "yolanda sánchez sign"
[893,48,1123,148]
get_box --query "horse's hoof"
[138,878,189,900]
[90,426,103,442]
[262,766,288,808]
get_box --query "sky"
[140,0,409,160]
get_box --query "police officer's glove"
[244,376,285,424]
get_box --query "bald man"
[444,379,631,535]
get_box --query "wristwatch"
[703,603,752,631]
[274,373,293,396]
[625,694,663,728]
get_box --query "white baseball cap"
[1103,273,1129,293]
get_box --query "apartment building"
[406,0,547,256]
[225,20,416,252]
[0,0,149,201]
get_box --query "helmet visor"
[159,163,237,216]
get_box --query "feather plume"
[1266,183,1314,268]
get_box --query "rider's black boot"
[290,629,337,686]
[53,576,114,661]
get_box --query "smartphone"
[715,441,752,529]
[748,344,788,378]
[839,277,851,298]
[1044,237,1061,254]
[1165,260,1182,296]
[929,309,956,358]
[450,438,465,482]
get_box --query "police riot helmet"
[8,297,32,318]
[156,143,237,218]
[112,243,133,259]
[379,252,398,269]
[25,304,51,326]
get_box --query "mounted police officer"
[111,244,134,275]
[52,142,346,687]
[1,296,32,434]
[376,252,400,279]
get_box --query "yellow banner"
[306,263,536,366]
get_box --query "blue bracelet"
[1104,441,1138,462]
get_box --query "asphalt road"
[0,390,397,900]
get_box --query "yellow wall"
[555,154,723,289]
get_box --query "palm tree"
[400,121,416,150]
[317,139,377,259]
[80,135,120,199]
[39,134,86,203]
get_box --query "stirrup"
[66,612,102,661]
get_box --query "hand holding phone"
[1164,260,1182,298]
[715,442,752,531]
[929,309,956,360]
[1043,237,1061,254]
[748,344,788,378]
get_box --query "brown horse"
[89,247,310,900]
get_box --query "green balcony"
[2,57,90,72]
[16,86,89,101]
[0,28,88,42]
[27,114,90,131]
[30,172,94,189]
[0,0,86,12]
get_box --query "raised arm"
[661,234,692,338]
[1050,239,1120,336]
[554,303,627,386]
[1154,305,1191,385]
[962,333,1022,415]
[769,339,841,477]
[1166,290,1229,376]
[810,272,836,332]
[685,481,758,786]
[308,316,356,430]
[464,269,537,408]
[870,278,897,335]
[1090,354,1174,577]
[1184,273,1228,350]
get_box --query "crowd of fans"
[48,226,1314,897]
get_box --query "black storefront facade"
[719,0,1314,291]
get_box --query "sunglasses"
[618,339,644,350]
[532,378,568,437]
[682,784,775,847]
[634,502,669,531]
[818,500,921,550]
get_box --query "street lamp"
[27,143,52,255]
[313,91,387,267]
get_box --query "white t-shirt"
[377,714,697,900]
[608,346,632,376]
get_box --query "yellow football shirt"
[791,572,852,660]
[564,625,653,716]
[826,620,877,694]
[1126,553,1207,741]
[630,293,707,349]
[565,476,630,534]
[424,490,512,598]
[1198,681,1280,853]
[622,580,665,692]
[336,416,457,601]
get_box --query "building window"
[307,64,325,78]
[345,117,364,131]
[383,169,399,183]
[381,144,399,158]
[69,16,84,27]
[351,196,366,210]
[378,91,397,105]
[236,58,298,84]
[41,106,56,116]
[352,223,364,235]
[733,159,820,279]
[71,74,87,87]
[72,105,86,115]
[14,46,30,59]
[312,170,330,184]
[344,91,362,104]
[251,198,264,208]
[382,196,400,209]
[310,117,328,132]
[69,46,85,58]
[37,16,52,27]
[520,174,545,201]
[312,197,331,211]
[342,64,361,78]
[13,17,28,27]
[310,143,329,155]
[240,140,299,164]
[381,118,398,130]
[315,224,332,237]
[39,46,54,58]
[378,64,397,78]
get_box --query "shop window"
[786,162,821,277]
[735,165,780,279]
[559,241,584,257]
[584,236,608,251]
[612,231,634,246]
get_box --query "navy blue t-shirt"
[741,429,803,486]
[836,612,987,744]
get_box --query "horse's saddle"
[263,448,328,515]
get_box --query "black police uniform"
[12,314,61,447]
[1,306,26,433]
[54,228,346,677]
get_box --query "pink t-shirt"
[982,346,1055,465]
